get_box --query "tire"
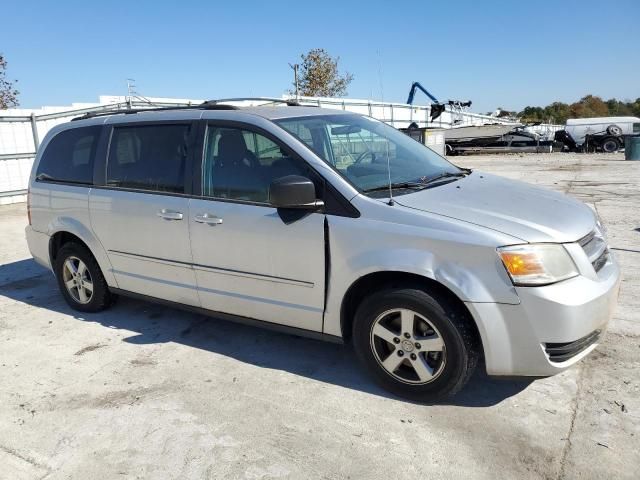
[601,137,620,153]
[352,286,478,402]
[606,124,623,136]
[54,242,112,312]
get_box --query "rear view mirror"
[331,125,361,135]
[269,175,324,209]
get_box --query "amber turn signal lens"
[498,251,544,276]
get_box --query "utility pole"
[288,63,299,101]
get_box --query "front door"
[90,122,200,306]
[188,123,325,331]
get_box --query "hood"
[395,172,595,243]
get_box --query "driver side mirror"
[269,175,324,209]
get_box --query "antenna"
[385,135,394,206]
[125,78,156,108]
[376,50,394,206]
[126,78,135,109]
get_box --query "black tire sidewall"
[602,137,620,153]
[353,288,474,401]
[54,243,109,312]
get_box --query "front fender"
[323,214,520,338]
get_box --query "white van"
[25,102,620,400]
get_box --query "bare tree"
[294,48,353,97]
[0,53,19,109]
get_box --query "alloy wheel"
[370,308,446,384]
[62,256,94,304]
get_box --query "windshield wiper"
[423,171,468,185]
[36,173,56,182]
[363,182,429,193]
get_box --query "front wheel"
[352,287,478,401]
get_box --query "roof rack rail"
[71,102,239,121]
[71,97,311,122]
[203,97,307,107]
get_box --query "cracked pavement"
[0,152,638,479]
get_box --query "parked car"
[557,116,640,153]
[26,102,620,400]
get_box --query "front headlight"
[595,218,608,241]
[497,244,579,286]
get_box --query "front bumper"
[466,255,620,376]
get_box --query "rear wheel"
[601,137,620,153]
[54,242,112,312]
[352,286,478,401]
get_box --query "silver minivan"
[26,102,620,400]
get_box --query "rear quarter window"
[36,126,101,185]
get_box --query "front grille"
[544,330,601,363]
[579,229,609,273]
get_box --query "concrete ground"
[0,152,638,480]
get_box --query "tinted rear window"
[36,126,101,185]
[106,124,191,193]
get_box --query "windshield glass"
[275,114,461,194]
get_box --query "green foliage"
[295,48,353,97]
[518,95,640,124]
[0,53,19,109]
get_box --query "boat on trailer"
[444,123,518,141]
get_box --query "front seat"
[213,130,264,201]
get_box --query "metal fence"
[0,100,195,204]
[0,96,556,204]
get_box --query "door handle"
[194,213,223,225]
[157,209,184,221]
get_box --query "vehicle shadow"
[0,258,533,407]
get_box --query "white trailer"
[560,116,640,152]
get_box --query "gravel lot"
[0,152,638,479]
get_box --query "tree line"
[517,95,640,125]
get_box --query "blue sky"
[2,0,638,112]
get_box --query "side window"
[633,123,640,133]
[202,126,309,203]
[106,124,191,193]
[36,126,101,184]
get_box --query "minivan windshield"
[276,114,463,194]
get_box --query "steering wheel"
[354,150,376,164]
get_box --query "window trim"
[193,119,359,218]
[98,120,198,196]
